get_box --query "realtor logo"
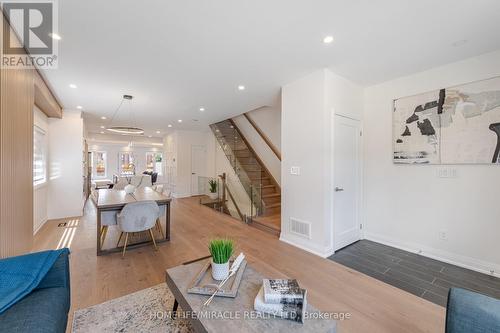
[1,0,58,69]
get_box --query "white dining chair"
[116,201,160,257]
[100,211,117,247]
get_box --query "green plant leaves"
[209,238,234,264]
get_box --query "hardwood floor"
[33,197,445,333]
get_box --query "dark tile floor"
[328,240,500,307]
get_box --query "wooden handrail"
[243,113,281,161]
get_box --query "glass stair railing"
[208,119,277,222]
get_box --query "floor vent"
[290,218,311,238]
[58,222,67,227]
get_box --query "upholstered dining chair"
[100,211,117,248]
[116,201,160,257]
[151,184,168,238]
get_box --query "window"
[146,152,163,175]
[33,125,47,185]
[91,151,107,178]
[119,152,136,176]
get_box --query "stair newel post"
[220,173,227,205]
[250,186,254,223]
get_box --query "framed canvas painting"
[393,76,500,164]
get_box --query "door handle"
[335,187,344,192]
[192,173,196,175]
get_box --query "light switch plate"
[290,166,300,175]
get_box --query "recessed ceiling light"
[156,130,161,134]
[69,83,77,89]
[178,119,182,123]
[100,125,105,129]
[167,124,172,128]
[49,33,61,40]
[323,35,334,44]
[199,107,205,112]
[452,39,468,47]
[238,85,245,91]
[100,131,104,134]
[76,105,83,110]
[101,116,107,120]
[148,135,152,138]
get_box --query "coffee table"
[166,259,336,333]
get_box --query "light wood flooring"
[33,197,445,333]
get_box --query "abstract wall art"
[393,76,500,164]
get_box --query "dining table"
[91,187,171,256]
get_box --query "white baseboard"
[33,217,48,235]
[364,231,500,278]
[172,192,191,199]
[280,234,334,258]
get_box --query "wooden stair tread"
[264,202,281,208]
[252,213,281,234]
[262,193,280,198]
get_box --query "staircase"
[210,119,281,235]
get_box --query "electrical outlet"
[290,166,300,175]
[436,167,458,178]
[438,231,448,241]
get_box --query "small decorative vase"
[211,260,229,281]
[208,192,218,200]
[124,184,136,194]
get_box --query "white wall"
[363,50,500,275]
[34,106,49,233]
[163,131,178,194]
[47,110,84,219]
[163,130,212,198]
[247,105,282,150]
[280,69,364,256]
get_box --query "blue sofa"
[0,251,71,333]
[446,287,500,333]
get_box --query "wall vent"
[290,218,311,238]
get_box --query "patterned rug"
[72,284,193,333]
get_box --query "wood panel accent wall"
[34,70,62,118]
[0,15,35,258]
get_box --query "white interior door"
[334,115,361,251]
[191,145,207,195]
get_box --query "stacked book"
[254,279,307,323]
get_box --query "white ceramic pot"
[208,192,218,200]
[124,184,136,194]
[211,260,229,281]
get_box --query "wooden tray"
[187,259,247,298]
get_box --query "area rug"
[72,283,193,333]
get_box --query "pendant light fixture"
[106,95,144,135]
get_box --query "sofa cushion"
[0,252,70,333]
[0,287,70,333]
[446,287,500,333]
[37,250,70,290]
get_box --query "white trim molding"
[364,232,500,278]
[280,233,335,258]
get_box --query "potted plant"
[209,238,234,280]
[208,179,218,200]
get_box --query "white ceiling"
[42,0,500,137]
